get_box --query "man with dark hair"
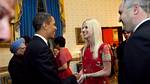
[23,12,61,84]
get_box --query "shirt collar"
[133,18,150,32]
[34,34,48,46]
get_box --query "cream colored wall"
[0,0,122,66]
[0,48,12,67]
[63,0,122,58]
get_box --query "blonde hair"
[81,18,103,59]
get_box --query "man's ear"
[133,4,140,15]
[42,22,47,30]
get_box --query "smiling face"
[47,16,56,39]
[44,16,56,39]
[0,0,16,41]
[81,22,93,40]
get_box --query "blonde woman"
[78,18,111,84]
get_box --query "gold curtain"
[14,0,22,23]
[59,0,66,33]
[12,0,22,40]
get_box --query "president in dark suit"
[119,0,150,84]
[23,12,62,84]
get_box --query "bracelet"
[86,74,91,78]
[84,74,87,79]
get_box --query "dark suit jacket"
[124,20,150,84]
[23,36,62,84]
[8,55,25,84]
[117,41,126,84]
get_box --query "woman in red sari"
[54,36,73,80]
[78,18,111,84]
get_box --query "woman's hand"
[77,74,87,84]
[74,73,81,80]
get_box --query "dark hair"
[54,36,66,47]
[32,12,51,32]
[22,36,31,44]
[112,43,116,47]
[122,30,130,33]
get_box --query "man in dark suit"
[8,38,26,84]
[23,12,77,84]
[119,0,150,84]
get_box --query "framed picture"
[102,26,122,46]
[75,27,84,45]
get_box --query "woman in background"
[22,36,31,46]
[54,36,77,84]
[78,18,111,84]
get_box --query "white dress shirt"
[34,34,48,46]
[133,18,150,32]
